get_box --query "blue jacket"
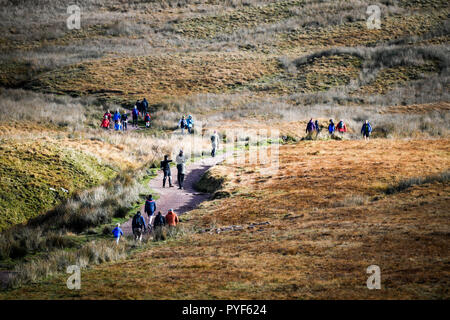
[145,200,156,215]
[132,108,139,117]
[361,123,372,134]
[114,123,122,131]
[328,122,335,134]
[132,214,147,229]
[186,117,194,128]
[113,112,121,121]
[112,227,123,238]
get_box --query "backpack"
[180,119,186,128]
[154,215,164,226]
[133,215,143,228]
[211,135,216,143]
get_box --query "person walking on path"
[101,115,110,129]
[131,211,146,242]
[306,118,316,138]
[361,120,372,140]
[144,112,151,128]
[178,116,187,135]
[176,150,187,189]
[141,98,149,115]
[113,109,121,124]
[160,155,174,188]
[328,119,335,135]
[104,110,112,128]
[186,115,194,134]
[153,211,166,241]
[112,223,123,245]
[121,110,128,131]
[165,209,179,237]
[336,120,347,134]
[132,104,139,127]
[145,194,157,229]
[315,120,320,133]
[211,130,219,157]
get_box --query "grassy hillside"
[0,0,448,298]
[2,138,448,299]
[0,140,116,231]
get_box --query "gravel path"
[120,152,229,236]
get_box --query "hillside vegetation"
[0,0,448,298]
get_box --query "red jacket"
[104,112,112,121]
[101,118,110,128]
[165,211,179,226]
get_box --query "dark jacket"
[361,123,372,134]
[160,159,172,171]
[306,120,316,133]
[153,214,166,227]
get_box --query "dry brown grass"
[28,52,277,104]
[2,138,448,299]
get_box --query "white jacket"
[176,154,187,174]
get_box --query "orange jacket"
[165,211,179,226]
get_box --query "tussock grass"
[385,170,450,195]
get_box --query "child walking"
[112,223,124,245]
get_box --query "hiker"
[176,149,187,189]
[132,211,147,242]
[114,120,122,131]
[136,99,143,115]
[306,118,316,136]
[122,110,128,131]
[145,194,157,228]
[328,119,335,135]
[165,209,179,236]
[153,211,166,241]
[113,109,121,124]
[144,112,151,128]
[141,98,149,115]
[211,130,219,157]
[178,116,187,135]
[165,209,179,227]
[112,223,123,245]
[186,115,194,134]
[132,104,139,127]
[104,110,112,128]
[160,155,174,188]
[100,115,110,129]
[336,120,347,134]
[315,120,320,133]
[361,120,372,140]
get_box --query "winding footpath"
[120,152,229,236]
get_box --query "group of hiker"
[110,131,221,244]
[101,109,129,131]
[178,114,194,134]
[100,98,152,131]
[112,194,180,244]
[306,118,373,140]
